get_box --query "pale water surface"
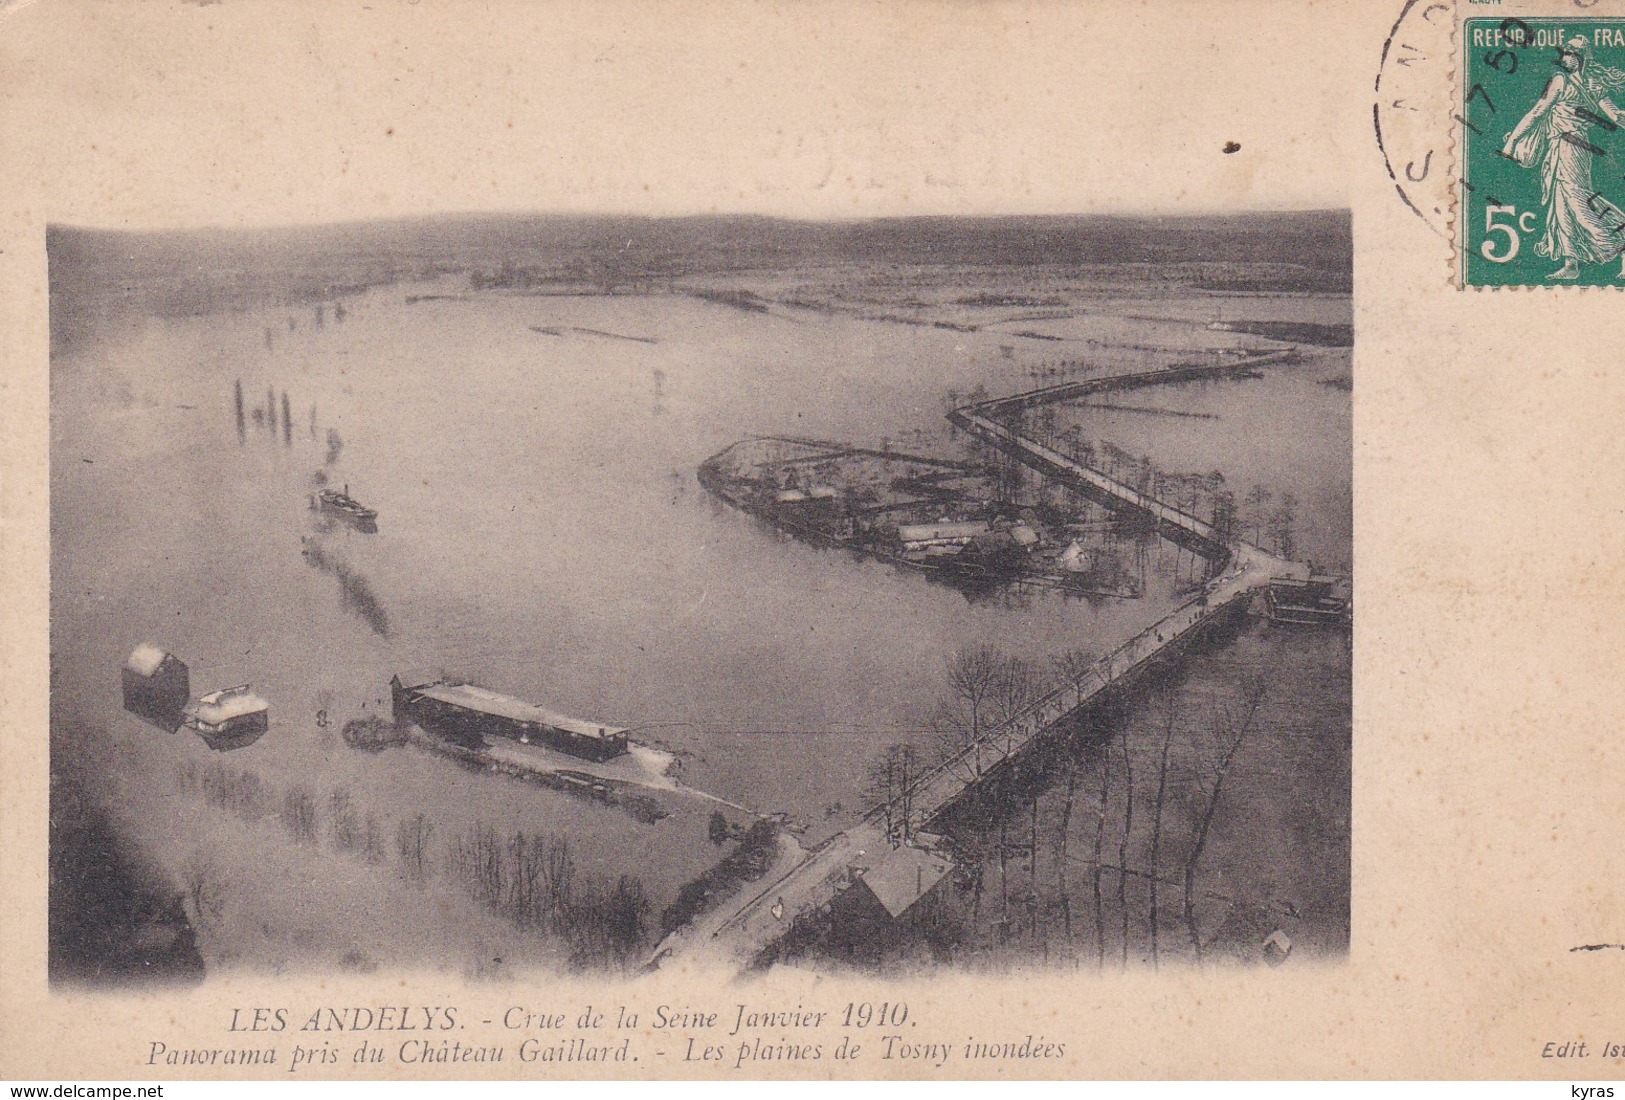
[50,278,1349,972]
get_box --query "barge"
[391,673,629,762]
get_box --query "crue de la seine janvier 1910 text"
[139,1001,1068,1073]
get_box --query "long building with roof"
[390,672,629,762]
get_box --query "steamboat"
[310,484,378,531]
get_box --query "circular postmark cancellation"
[1376,0,1625,286]
[1375,0,1459,238]
[1459,14,1625,285]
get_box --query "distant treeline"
[48,210,1351,339]
[1211,320,1353,347]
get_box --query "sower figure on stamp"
[1502,37,1625,280]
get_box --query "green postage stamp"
[1460,17,1625,287]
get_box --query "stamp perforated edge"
[1450,5,1625,290]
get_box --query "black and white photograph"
[48,209,1351,981]
[8,0,1620,1084]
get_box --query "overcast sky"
[2,0,1360,230]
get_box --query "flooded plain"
[51,257,1350,976]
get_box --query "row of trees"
[954,679,1270,969]
[867,644,1067,844]
[944,396,1303,563]
[863,643,1273,969]
[447,825,649,969]
[173,761,653,970]
[232,378,320,448]
[175,761,389,864]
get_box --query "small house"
[122,644,190,730]
[855,844,954,922]
[1059,540,1092,573]
[183,685,270,751]
[823,843,955,963]
[1007,521,1041,550]
[1265,573,1351,625]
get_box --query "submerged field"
[50,223,1351,977]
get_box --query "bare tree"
[1051,648,1098,693]
[1092,746,1112,970]
[328,789,360,851]
[1267,493,1299,560]
[990,655,1044,730]
[932,647,1049,787]
[396,813,434,883]
[509,831,543,925]
[602,875,649,961]
[1148,700,1176,967]
[931,646,1005,781]
[866,742,924,846]
[1029,789,1042,950]
[1211,487,1239,544]
[182,854,227,930]
[542,836,574,929]
[1117,737,1134,967]
[452,825,506,907]
[363,814,388,864]
[1183,677,1268,963]
[1244,485,1273,545]
[280,785,318,845]
[998,815,1012,943]
[1055,753,1081,947]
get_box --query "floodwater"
[1058,356,1353,573]
[50,275,1350,975]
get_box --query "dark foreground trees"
[447,824,651,969]
[889,671,1283,972]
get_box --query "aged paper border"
[4,0,1623,1081]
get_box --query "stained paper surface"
[0,0,1621,1081]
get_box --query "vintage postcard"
[1,0,1621,1082]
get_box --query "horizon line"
[48,205,1353,237]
